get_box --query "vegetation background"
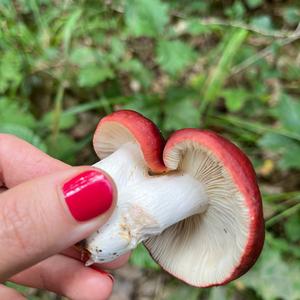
[1,0,300,299]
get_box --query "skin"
[0,134,129,300]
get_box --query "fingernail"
[63,170,113,222]
[91,267,114,283]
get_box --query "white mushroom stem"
[85,143,209,265]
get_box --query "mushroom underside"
[145,140,250,287]
[94,122,136,159]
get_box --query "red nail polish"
[91,267,114,283]
[63,170,113,222]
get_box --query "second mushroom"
[82,110,264,287]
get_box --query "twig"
[108,4,297,39]
[266,202,300,228]
[213,114,300,142]
[197,17,296,38]
[30,59,66,75]
[230,22,300,76]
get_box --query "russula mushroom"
[84,110,264,287]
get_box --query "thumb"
[0,168,116,281]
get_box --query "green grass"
[0,0,300,299]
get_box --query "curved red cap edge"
[161,128,264,286]
[93,110,167,174]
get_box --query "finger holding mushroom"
[82,110,264,287]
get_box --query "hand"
[0,134,128,300]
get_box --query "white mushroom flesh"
[85,142,209,265]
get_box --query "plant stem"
[266,203,300,228]
[50,9,82,142]
[231,22,300,76]
[263,191,300,202]
[199,29,248,122]
[214,114,300,142]
[51,81,65,142]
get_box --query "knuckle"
[0,197,31,254]
[0,134,20,160]
[0,194,47,256]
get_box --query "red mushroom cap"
[93,110,166,174]
[145,129,264,287]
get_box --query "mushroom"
[84,110,264,287]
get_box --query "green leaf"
[250,15,273,30]
[46,133,77,164]
[279,144,300,170]
[106,37,125,64]
[277,94,300,134]
[283,7,300,26]
[41,111,77,130]
[186,20,212,36]
[164,97,199,130]
[284,63,300,81]
[258,133,296,152]
[0,123,46,151]
[284,214,300,242]
[70,47,99,67]
[156,40,196,75]
[225,1,245,19]
[120,59,153,87]
[0,51,23,93]
[258,133,300,170]
[130,244,159,270]
[0,98,36,128]
[246,0,263,9]
[222,88,249,112]
[78,65,114,87]
[266,233,300,258]
[125,0,169,37]
[241,243,300,300]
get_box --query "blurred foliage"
[1,0,300,299]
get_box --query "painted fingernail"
[63,170,113,221]
[91,267,114,283]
